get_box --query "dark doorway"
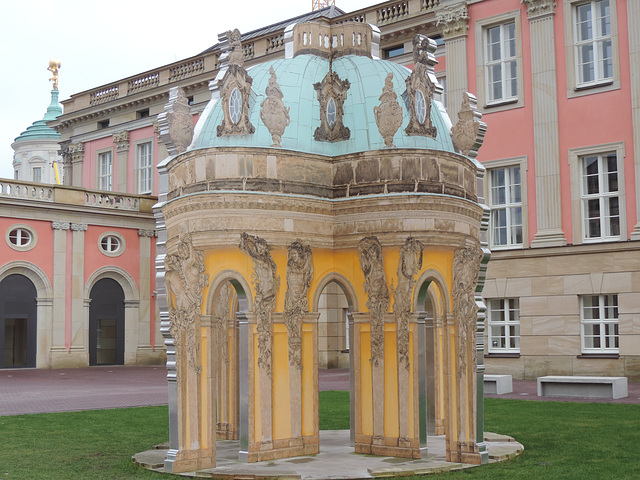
[0,274,37,368]
[89,278,125,365]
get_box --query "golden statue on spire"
[48,58,61,90]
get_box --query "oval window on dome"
[229,88,242,124]
[6,225,37,252]
[327,97,337,129]
[415,89,427,124]
[98,232,125,257]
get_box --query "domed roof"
[14,90,62,143]
[191,24,455,157]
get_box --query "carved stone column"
[629,0,640,239]
[113,131,130,193]
[524,0,567,247]
[59,140,72,186]
[68,142,84,187]
[435,2,469,118]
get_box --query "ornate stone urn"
[260,67,290,147]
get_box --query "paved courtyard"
[0,366,638,416]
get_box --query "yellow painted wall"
[383,325,399,438]
[302,324,314,437]
[273,323,291,440]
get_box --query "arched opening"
[89,278,125,365]
[317,281,351,369]
[0,274,37,368]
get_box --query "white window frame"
[135,139,153,195]
[580,152,620,241]
[569,142,626,243]
[580,294,619,354]
[486,298,520,354]
[97,149,113,192]
[32,166,42,183]
[98,231,125,257]
[475,10,524,112]
[6,224,37,252]
[484,156,528,249]
[563,0,620,98]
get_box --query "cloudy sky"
[0,0,374,180]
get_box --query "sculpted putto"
[284,240,314,369]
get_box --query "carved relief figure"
[239,233,279,374]
[405,35,438,138]
[260,66,290,147]
[164,233,209,372]
[358,236,389,367]
[227,29,244,67]
[284,240,314,370]
[451,92,487,158]
[452,244,484,379]
[393,237,424,370]
[373,72,403,148]
[314,70,351,142]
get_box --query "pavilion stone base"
[164,447,215,473]
[446,441,483,465]
[355,434,421,459]
[247,435,319,462]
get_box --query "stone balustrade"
[127,72,160,94]
[265,34,284,54]
[0,179,155,213]
[169,58,206,82]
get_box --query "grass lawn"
[1,393,639,479]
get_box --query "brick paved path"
[0,366,637,416]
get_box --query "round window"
[327,97,337,129]
[415,89,427,124]
[6,225,37,252]
[229,88,242,124]
[98,232,125,257]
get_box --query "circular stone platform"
[134,431,523,479]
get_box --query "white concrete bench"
[537,376,628,399]
[484,374,513,395]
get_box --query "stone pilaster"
[137,229,156,363]
[435,1,469,117]
[525,0,567,247]
[70,223,89,364]
[113,131,130,193]
[629,0,640,240]
[51,222,69,365]
[68,142,84,188]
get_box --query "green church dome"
[14,90,63,143]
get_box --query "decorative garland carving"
[452,243,484,380]
[284,240,313,370]
[260,66,290,147]
[217,29,255,137]
[451,92,487,158]
[373,72,403,148]
[404,35,438,138]
[164,233,209,373]
[435,3,470,40]
[239,232,279,376]
[358,236,389,367]
[214,281,233,366]
[313,70,351,142]
[393,237,424,370]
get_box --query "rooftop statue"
[47,59,61,90]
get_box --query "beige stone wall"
[483,243,640,381]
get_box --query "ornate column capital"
[70,223,88,232]
[138,229,157,237]
[113,131,130,152]
[52,221,70,230]
[68,142,84,163]
[522,0,557,19]
[435,2,469,40]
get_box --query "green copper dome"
[14,90,63,143]
[192,54,455,156]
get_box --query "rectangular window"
[485,21,517,104]
[574,0,612,87]
[384,45,404,59]
[98,151,113,191]
[137,142,153,194]
[580,152,619,240]
[581,294,618,353]
[489,166,523,248]
[487,298,520,353]
[32,167,42,183]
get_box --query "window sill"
[485,98,519,108]
[485,353,520,358]
[575,80,614,92]
[577,354,620,359]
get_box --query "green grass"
[1,395,639,479]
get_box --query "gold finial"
[48,58,61,90]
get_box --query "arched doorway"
[89,278,125,365]
[0,274,37,368]
[317,281,351,369]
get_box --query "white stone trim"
[98,231,126,257]
[5,223,38,252]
